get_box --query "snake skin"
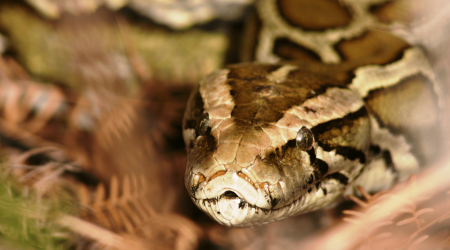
[182,0,442,227]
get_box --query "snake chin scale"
[192,180,344,227]
[193,193,305,228]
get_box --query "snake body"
[182,0,442,227]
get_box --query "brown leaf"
[415,208,434,217]
[396,217,417,226]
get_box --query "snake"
[182,0,443,227]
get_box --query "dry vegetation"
[0,1,449,249]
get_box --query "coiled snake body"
[182,0,442,227]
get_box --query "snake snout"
[193,171,275,209]
[189,169,306,227]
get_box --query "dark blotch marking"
[203,127,216,152]
[311,107,368,163]
[184,90,205,130]
[276,0,352,31]
[230,89,236,97]
[313,159,329,180]
[286,139,297,148]
[334,30,409,67]
[382,150,393,166]
[266,152,277,163]
[322,188,327,195]
[184,89,218,152]
[308,188,312,193]
[325,172,349,186]
[382,150,397,173]
[273,38,322,62]
[364,73,441,164]
[225,63,347,124]
[335,147,366,163]
[370,144,381,155]
[276,139,297,159]
[304,106,317,113]
[239,200,246,209]
[307,147,316,163]
[271,198,279,208]
[275,147,281,158]
[312,106,368,132]
[307,174,314,185]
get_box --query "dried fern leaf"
[396,217,418,226]
[415,208,434,217]
[56,215,147,250]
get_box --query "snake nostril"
[222,191,239,198]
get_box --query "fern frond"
[78,175,202,250]
[69,89,140,149]
[326,157,450,250]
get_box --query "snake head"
[183,64,370,227]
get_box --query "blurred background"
[0,0,449,249]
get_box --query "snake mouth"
[192,190,305,228]
[193,171,277,209]
[222,190,238,197]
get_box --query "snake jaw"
[194,171,272,209]
[192,174,350,227]
[192,190,306,227]
[188,169,320,227]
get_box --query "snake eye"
[296,126,314,151]
[196,112,210,136]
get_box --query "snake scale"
[182,0,442,227]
